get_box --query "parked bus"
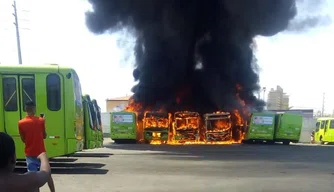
[82,94,97,149]
[0,64,84,159]
[142,111,170,143]
[173,111,200,143]
[244,112,303,145]
[315,117,334,144]
[203,112,232,142]
[244,112,276,143]
[110,111,137,143]
[92,99,103,147]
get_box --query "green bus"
[110,111,137,143]
[92,99,103,148]
[244,112,276,143]
[315,117,334,144]
[82,95,97,149]
[143,111,170,143]
[0,64,84,159]
[244,112,303,145]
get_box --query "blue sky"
[0,0,333,113]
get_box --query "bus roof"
[0,64,74,73]
[252,112,276,115]
[317,117,334,120]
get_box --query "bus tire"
[283,141,290,145]
[266,140,275,145]
[320,137,325,145]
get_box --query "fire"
[123,86,250,145]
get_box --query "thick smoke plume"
[85,0,297,114]
[286,0,332,32]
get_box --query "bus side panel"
[329,120,334,142]
[1,75,25,159]
[275,113,302,142]
[63,76,78,154]
[246,113,275,141]
[83,99,96,149]
[323,119,334,142]
[39,73,66,158]
[0,76,5,132]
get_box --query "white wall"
[299,118,317,143]
[101,112,111,135]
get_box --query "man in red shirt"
[19,101,55,192]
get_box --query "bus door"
[315,121,320,141]
[323,120,331,142]
[329,120,334,142]
[319,120,326,142]
[2,75,36,157]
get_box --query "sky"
[0,0,333,113]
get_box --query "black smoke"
[286,0,332,32]
[85,0,297,114]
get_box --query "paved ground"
[15,139,334,192]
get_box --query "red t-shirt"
[18,116,46,157]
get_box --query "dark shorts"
[26,156,41,172]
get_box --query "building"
[266,85,290,110]
[106,95,131,112]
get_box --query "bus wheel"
[283,141,290,145]
[266,141,275,145]
[320,139,325,145]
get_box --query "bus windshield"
[113,113,134,124]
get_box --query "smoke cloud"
[286,0,332,32]
[85,0,297,114]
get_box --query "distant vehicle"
[142,111,170,143]
[314,117,334,144]
[110,111,137,143]
[203,112,232,142]
[0,64,84,159]
[92,99,103,147]
[173,111,200,143]
[244,112,303,145]
[82,95,98,149]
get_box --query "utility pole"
[13,0,22,64]
[321,92,325,117]
[262,87,266,101]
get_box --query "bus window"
[87,105,94,130]
[88,103,97,128]
[330,120,334,129]
[315,122,320,131]
[2,77,18,111]
[22,78,36,111]
[320,121,325,129]
[46,74,61,111]
[73,72,83,106]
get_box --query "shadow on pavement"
[71,152,113,158]
[49,157,78,163]
[15,161,108,175]
[104,141,334,165]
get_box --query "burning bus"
[172,111,201,143]
[143,111,171,143]
[203,112,233,143]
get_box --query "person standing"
[18,101,55,192]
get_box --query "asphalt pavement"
[15,139,334,192]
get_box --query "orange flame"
[123,84,250,145]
